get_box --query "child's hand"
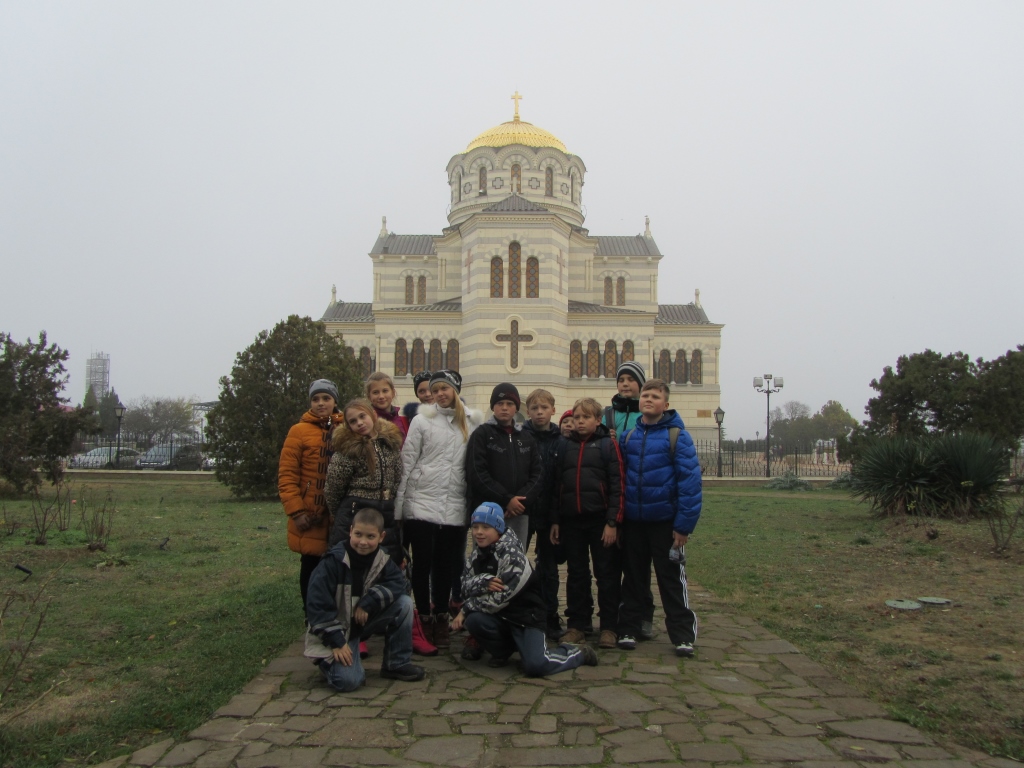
[451,611,465,631]
[292,511,313,532]
[333,644,354,666]
[506,496,526,516]
[353,607,369,625]
[673,532,689,547]
[602,524,618,547]
[549,525,560,545]
[487,577,506,592]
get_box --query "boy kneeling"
[305,508,425,691]
[452,502,598,676]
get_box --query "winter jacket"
[551,424,624,527]
[325,419,404,546]
[394,403,484,527]
[278,409,345,556]
[462,528,546,630]
[619,410,702,535]
[522,421,562,529]
[374,405,408,442]
[304,543,407,659]
[465,419,544,517]
[604,395,641,438]
[401,401,421,423]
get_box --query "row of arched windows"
[569,340,635,379]
[351,348,375,380]
[603,276,626,306]
[394,339,460,377]
[404,275,426,305]
[654,349,703,385]
[469,166,570,201]
[491,242,540,298]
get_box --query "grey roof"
[321,301,374,323]
[382,298,462,313]
[568,300,646,315]
[595,235,662,257]
[656,304,712,324]
[481,194,550,213]
[370,234,436,256]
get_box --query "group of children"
[278,362,702,691]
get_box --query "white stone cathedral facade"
[321,101,723,440]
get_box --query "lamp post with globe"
[753,375,783,478]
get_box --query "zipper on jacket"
[575,440,585,516]
[637,427,648,517]
[302,480,311,498]
[508,432,518,495]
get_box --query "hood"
[332,416,403,452]
[572,422,612,444]
[484,416,522,431]
[523,421,561,439]
[637,409,685,432]
[301,409,342,427]
[611,394,640,413]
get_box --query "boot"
[412,611,438,657]
[432,611,450,649]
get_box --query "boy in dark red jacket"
[549,397,625,649]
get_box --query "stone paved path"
[98,585,1017,768]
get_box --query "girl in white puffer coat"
[395,369,483,649]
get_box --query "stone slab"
[733,735,838,762]
[739,639,802,654]
[830,737,902,762]
[403,736,485,767]
[611,738,675,763]
[676,742,744,761]
[301,718,402,748]
[581,685,658,712]
[215,694,268,718]
[235,747,329,768]
[157,740,211,766]
[492,746,605,766]
[827,718,933,744]
[322,748,407,766]
[130,738,176,767]
[194,746,244,768]
[696,674,764,695]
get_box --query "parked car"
[135,443,204,471]
[70,447,141,469]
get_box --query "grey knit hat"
[616,361,647,387]
[308,379,340,403]
[429,369,462,393]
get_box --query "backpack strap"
[623,426,679,457]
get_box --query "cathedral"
[321,95,723,440]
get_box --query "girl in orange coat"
[279,379,345,608]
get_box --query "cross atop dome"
[511,90,523,122]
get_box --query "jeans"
[464,612,586,677]
[320,594,414,692]
[403,520,467,615]
[618,520,698,645]
[561,516,621,632]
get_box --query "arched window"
[359,347,373,380]
[690,350,703,385]
[412,339,425,373]
[417,275,426,305]
[587,341,600,378]
[394,339,408,377]
[604,341,618,379]
[446,339,459,372]
[428,339,443,370]
[603,277,613,305]
[658,350,671,382]
[569,340,582,378]
[570,172,575,203]
[479,166,487,195]
[616,277,625,306]
[490,257,503,298]
[457,172,462,203]
[622,340,634,362]
[674,351,688,385]
[404,276,414,305]
[526,257,539,298]
[545,167,553,197]
[511,164,521,194]
[508,243,521,298]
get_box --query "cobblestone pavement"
[100,585,1017,768]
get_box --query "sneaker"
[640,620,655,641]
[380,663,426,682]
[598,630,618,649]
[559,628,587,645]
[617,634,637,651]
[359,641,370,659]
[461,635,483,661]
[487,655,510,668]
[675,642,695,658]
[574,643,599,666]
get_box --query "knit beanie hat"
[470,501,506,534]
[429,369,462,393]
[616,361,647,387]
[490,383,521,411]
[413,370,432,389]
[309,379,340,403]
[560,409,575,425]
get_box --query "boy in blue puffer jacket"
[616,379,702,657]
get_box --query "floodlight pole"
[114,403,126,469]
[753,375,783,478]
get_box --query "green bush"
[850,433,1009,518]
[764,472,813,491]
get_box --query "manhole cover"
[885,599,922,610]
[917,597,951,606]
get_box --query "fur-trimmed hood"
[331,416,403,454]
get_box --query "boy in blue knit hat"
[451,502,598,675]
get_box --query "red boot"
[412,611,438,657]
[359,641,369,659]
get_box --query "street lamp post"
[114,403,126,469]
[753,374,783,478]
[713,407,725,478]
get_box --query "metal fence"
[694,439,850,478]
[67,431,210,471]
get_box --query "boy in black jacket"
[550,397,625,649]
[465,383,543,546]
[451,502,597,675]
[305,508,425,691]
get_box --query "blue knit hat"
[470,502,506,534]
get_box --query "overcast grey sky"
[2,1,1022,438]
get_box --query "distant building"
[320,97,724,439]
[85,352,110,399]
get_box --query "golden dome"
[466,116,567,153]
